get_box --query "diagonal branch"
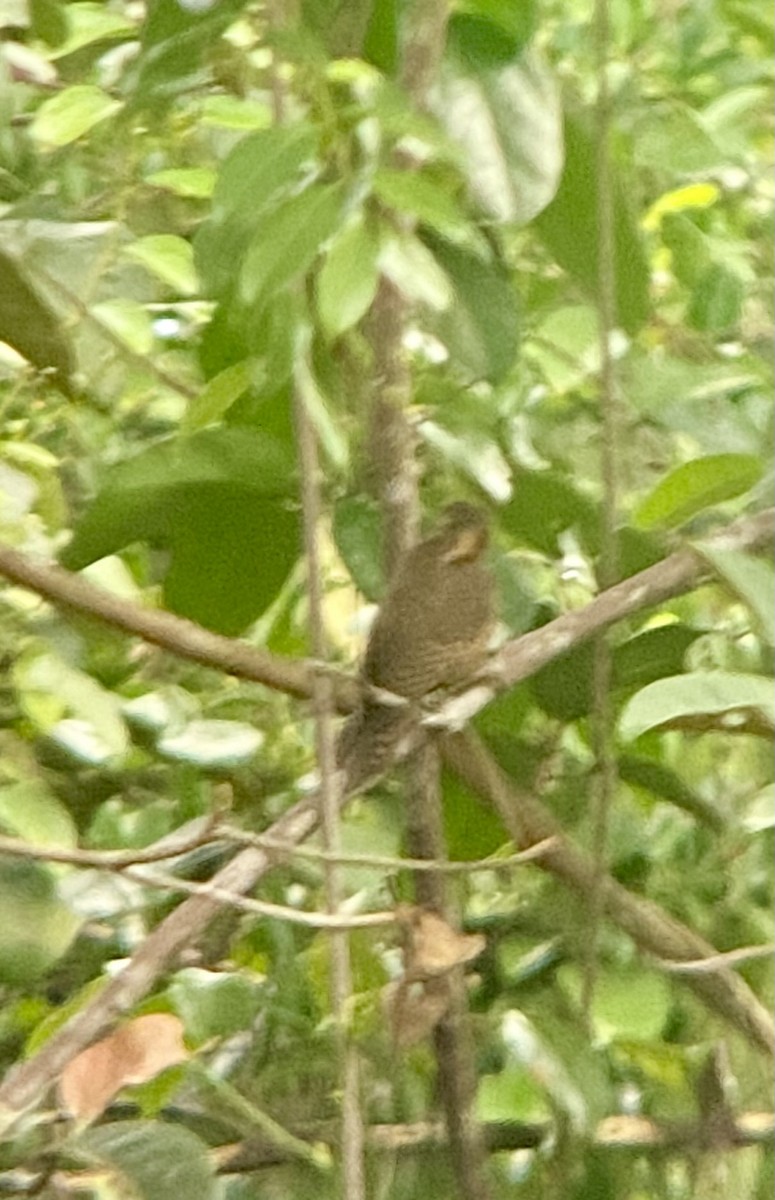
[0,507,772,1119]
[442,731,775,1057]
[0,508,771,714]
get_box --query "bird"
[337,502,494,790]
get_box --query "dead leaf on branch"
[58,1013,189,1121]
[399,905,486,979]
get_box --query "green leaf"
[158,720,263,769]
[30,0,69,47]
[182,360,257,432]
[130,0,246,106]
[0,860,81,985]
[316,215,380,339]
[632,454,763,530]
[618,756,723,828]
[156,494,300,634]
[698,545,775,646]
[452,0,537,48]
[661,212,712,288]
[30,85,122,149]
[14,651,128,756]
[372,168,474,243]
[743,783,775,833]
[49,2,134,56]
[420,233,519,383]
[559,964,671,1042]
[435,45,562,225]
[633,104,726,174]
[79,1122,216,1200]
[535,108,650,334]
[200,95,272,130]
[123,235,198,295]
[145,167,216,198]
[378,229,453,309]
[613,625,700,690]
[442,765,510,861]
[333,496,384,601]
[170,968,263,1043]
[0,780,77,847]
[420,418,512,502]
[532,625,700,722]
[619,671,775,741]
[91,298,154,355]
[500,469,600,556]
[688,261,745,332]
[527,304,604,393]
[212,124,319,224]
[61,429,300,635]
[239,183,345,311]
[363,0,398,71]
[194,124,319,296]
[0,249,74,389]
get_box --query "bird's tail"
[336,700,414,792]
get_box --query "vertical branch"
[366,278,419,574]
[582,0,620,1017]
[294,352,366,1200]
[405,745,492,1200]
[362,2,492,1195]
[268,0,364,1187]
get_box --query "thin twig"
[582,0,619,1020]
[0,827,557,875]
[294,340,366,1199]
[654,944,775,975]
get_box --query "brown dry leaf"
[383,978,451,1048]
[403,908,486,979]
[58,1013,189,1121]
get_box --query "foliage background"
[0,0,772,1197]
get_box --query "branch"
[495,507,775,691]
[0,541,321,701]
[0,509,772,1117]
[0,508,771,716]
[216,1110,775,1171]
[441,730,775,1057]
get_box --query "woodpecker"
[337,503,494,790]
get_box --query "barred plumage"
[337,503,494,790]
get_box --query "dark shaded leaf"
[333,495,384,601]
[80,1121,215,1200]
[421,232,519,382]
[534,108,650,334]
[0,248,74,389]
[61,429,299,635]
[500,468,600,556]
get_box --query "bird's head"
[437,502,489,563]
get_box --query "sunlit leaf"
[123,235,198,295]
[435,45,562,225]
[31,85,122,149]
[316,215,380,339]
[633,454,763,530]
[620,672,775,741]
